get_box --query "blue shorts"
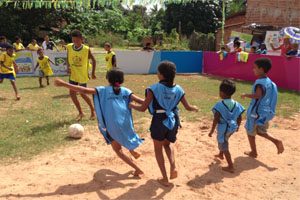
[0,73,15,81]
[150,113,179,143]
[69,79,87,87]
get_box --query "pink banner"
[203,52,300,91]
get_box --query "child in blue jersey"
[241,58,284,158]
[209,79,245,173]
[130,61,198,187]
[54,69,144,177]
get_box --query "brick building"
[215,0,300,49]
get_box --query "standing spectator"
[27,39,40,51]
[226,37,245,53]
[142,42,154,52]
[270,36,292,56]
[104,42,116,71]
[13,36,25,52]
[0,36,10,51]
[286,43,299,57]
[42,35,58,51]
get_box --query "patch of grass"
[0,56,299,162]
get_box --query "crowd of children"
[0,30,285,187]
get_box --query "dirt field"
[0,115,299,200]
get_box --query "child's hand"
[191,105,199,112]
[208,131,213,137]
[241,94,246,99]
[91,73,96,79]
[54,78,65,87]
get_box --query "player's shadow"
[30,120,73,135]
[19,86,41,90]
[52,94,70,99]
[187,156,277,189]
[0,97,6,101]
[113,179,174,200]
[0,169,138,199]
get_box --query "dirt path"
[0,116,299,200]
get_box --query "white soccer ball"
[68,124,84,139]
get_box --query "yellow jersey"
[13,43,25,51]
[67,43,89,84]
[37,56,53,76]
[105,51,115,71]
[27,43,40,51]
[0,52,16,74]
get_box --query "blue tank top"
[245,77,278,132]
[93,86,143,150]
[148,82,185,130]
[213,100,245,143]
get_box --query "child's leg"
[258,133,284,154]
[111,141,143,176]
[163,139,177,179]
[10,80,20,100]
[69,89,84,120]
[245,135,258,158]
[0,79,3,83]
[129,150,141,159]
[39,77,43,87]
[79,93,95,120]
[46,76,50,85]
[153,139,170,186]
[222,150,234,173]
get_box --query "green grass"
[0,53,299,162]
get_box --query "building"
[215,0,300,49]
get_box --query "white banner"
[15,50,68,77]
[264,31,282,56]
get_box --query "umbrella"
[279,27,300,44]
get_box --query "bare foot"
[132,170,144,178]
[275,140,284,154]
[170,169,178,180]
[16,96,21,101]
[214,153,224,160]
[90,112,96,120]
[157,178,171,187]
[76,113,84,121]
[222,166,234,173]
[244,151,257,158]
[40,85,44,88]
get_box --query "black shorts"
[150,113,179,143]
[69,79,87,87]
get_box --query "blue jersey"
[148,82,185,130]
[213,100,245,143]
[245,77,278,132]
[93,86,143,150]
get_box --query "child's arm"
[54,78,96,94]
[88,49,96,79]
[0,61,13,71]
[180,96,198,112]
[48,59,55,65]
[130,94,144,104]
[112,55,116,68]
[34,62,39,71]
[241,85,263,99]
[129,90,153,112]
[208,112,221,137]
[236,115,242,132]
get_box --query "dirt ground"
[0,115,299,200]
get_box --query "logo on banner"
[15,52,34,74]
[55,57,67,67]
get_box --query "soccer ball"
[68,124,84,139]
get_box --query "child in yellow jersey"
[67,30,96,121]
[13,36,25,52]
[34,49,54,87]
[0,45,20,100]
[26,39,40,51]
[104,42,116,71]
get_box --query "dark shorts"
[0,73,15,81]
[69,79,87,87]
[150,113,179,143]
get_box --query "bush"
[188,31,215,51]
[86,32,126,48]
